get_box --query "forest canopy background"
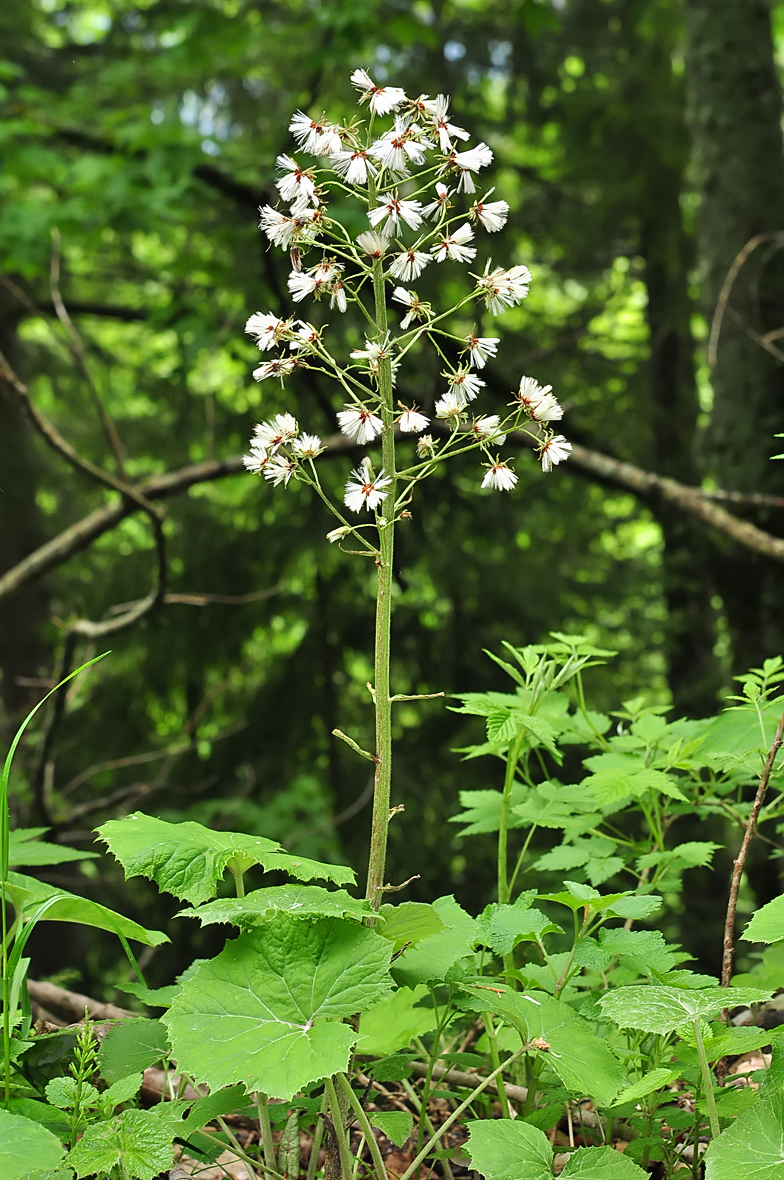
[1,0,783,994]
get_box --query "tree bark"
[0,297,50,721]
[641,169,722,715]
[685,0,784,671]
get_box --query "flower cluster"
[242,411,324,486]
[242,68,573,532]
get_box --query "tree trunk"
[641,172,723,716]
[685,0,784,672]
[0,300,50,725]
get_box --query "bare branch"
[721,705,784,988]
[708,231,784,367]
[48,229,128,475]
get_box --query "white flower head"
[482,459,518,491]
[368,196,424,234]
[349,333,399,382]
[326,525,351,543]
[435,390,468,421]
[242,444,269,475]
[389,248,431,282]
[356,230,388,258]
[529,392,563,422]
[350,68,407,115]
[330,282,347,313]
[448,142,493,193]
[446,367,485,402]
[288,322,321,352]
[337,405,383,445]
[289,110,342,155]
[392,286,431,328]
[263,455,297,487]
[292,433,324,458]
[369,120,431,172]
[259,206,318,249]
[423,94,470,152]
[245,313,291,351]
[344,463,393,512]
[539,434,572,473]
[464,333,499,369]
[252,357,297,382]
[476,262,532,315]
[252,412,299,452]
[398,407,430,433]
[431,222,476,263]
[275,154,319,205]
[421,182,453,220]
[287,259,342,302]
[416,433,436,457]
[471,414,506,444]
[331,148,377,186]
[515,376,553,413]
[469,191,510,233]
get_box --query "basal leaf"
[8,829,98,868]
[599,985,773,1035]
[465,1118,552,1180]
[164,916,393,1100]
[704,1089,784,1179]
[0,1110,65,1180]
[182,1085,249,1133]
[742,895,784,944]
[99,1018,170,1084]
[3,873,166,947]
[392,896,476,988]
[98,813,354,905]
[369,1111,414,1147]
[560,1146,648,1178]
[179,884,370,927]
[523,996,625,1106]
[356,985,439,1055]
[66,1108,174,1180]
[610,1068,680,1106]
[378,901,446,952]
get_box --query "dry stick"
[721,704,784,988]
[707,231,784,368]
[49,228,128,476]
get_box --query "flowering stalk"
[366,237,396,908]
[240,69,574,907]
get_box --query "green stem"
[337,1073,388,1180]
[325,1075,355,1180]
[364,241,396,911]
[482,1012,511,1118]
[498,733,524,905]
[694,1018,720,1141]
[396,1048,526,1180]
[256,1093,277,1180]
[306,1104,326,1180]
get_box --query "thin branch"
[708,231,784,368]
[48,229,128,475]
[105,584,283,615]
[721,705,784,987]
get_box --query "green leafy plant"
[2,68,784,1180]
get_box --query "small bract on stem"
[241,69,573,905]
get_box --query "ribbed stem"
[365,251,396,910]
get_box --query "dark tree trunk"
[0,301,50,724]
[641,172,722,716]
[685,0,784,673]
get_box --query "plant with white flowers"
[243,69,572,909]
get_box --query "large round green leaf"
[0,1110,64,1180]
[164,915,393,1099]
